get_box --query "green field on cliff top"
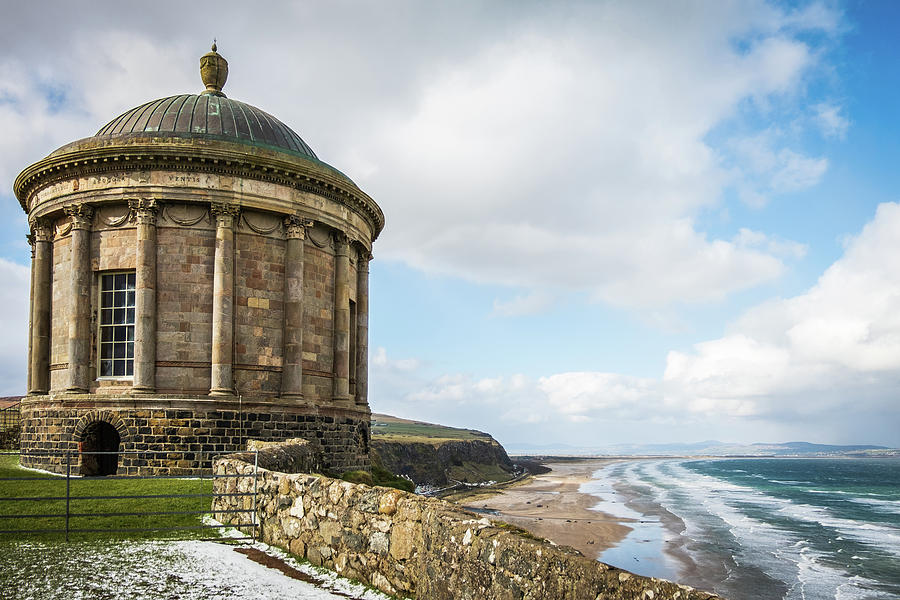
[0,454,213,541]
[371,413,495,444]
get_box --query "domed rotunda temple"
[14,46,384,475]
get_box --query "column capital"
[63,204,94,230]
[283,215,314,240]
[332,231,352,254]
[31,220,54,243]
[26,233,35,258]
[128,198,159,226]
[355,245,373,268]
[210,202,240,229]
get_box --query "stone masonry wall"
[156,225,216,394]
[19,398,370,476]
[49,231,69,392]
[302,241,335,400]
[213,446,725,600]
[234,230,285,396]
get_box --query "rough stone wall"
[155,225,216,394]
[234,228,285,396]
[213,450,724,600]
[19,398,370,475]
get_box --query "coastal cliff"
[370,413,517,488]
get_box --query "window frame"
[96,270,136,380]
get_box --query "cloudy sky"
[1,1,898,449]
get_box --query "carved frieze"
[96,204,134,228]
[240,210,282,235]
[161,203,209,227]
[307,224,332,249]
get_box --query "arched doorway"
[80,421,120,476]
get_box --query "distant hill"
[371,413,494,444]
[505,439,896,457]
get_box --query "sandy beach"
[461,459,635,560]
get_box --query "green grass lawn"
[0,454,219,541]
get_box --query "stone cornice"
[14,136,385,239]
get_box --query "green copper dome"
[94,94,318,160]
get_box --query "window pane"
[99,271,136,378]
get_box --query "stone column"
[29,222,53,394]
[281,216,311,400]
[131,199,158,393]
[332,232,351,404]
[64,204,94,393]
[355,247,371,407]
[209,203,238,396]
[26,233,35,394]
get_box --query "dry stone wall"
[213,444,725,600]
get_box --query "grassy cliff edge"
[370,414,518,490]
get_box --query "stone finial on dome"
[200,42,228,97]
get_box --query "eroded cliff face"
[372,438,516,487]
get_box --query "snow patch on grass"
[2,537,393,600]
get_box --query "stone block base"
[18,395,370,476]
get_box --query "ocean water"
[583,458,900,600]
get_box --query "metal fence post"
[65,451,70,542]
[252,450,258,542]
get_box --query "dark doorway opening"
[80,421,120,476]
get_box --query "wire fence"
[0,450,258,542]
[0,401,20,432]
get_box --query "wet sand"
[461,459,635,560]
